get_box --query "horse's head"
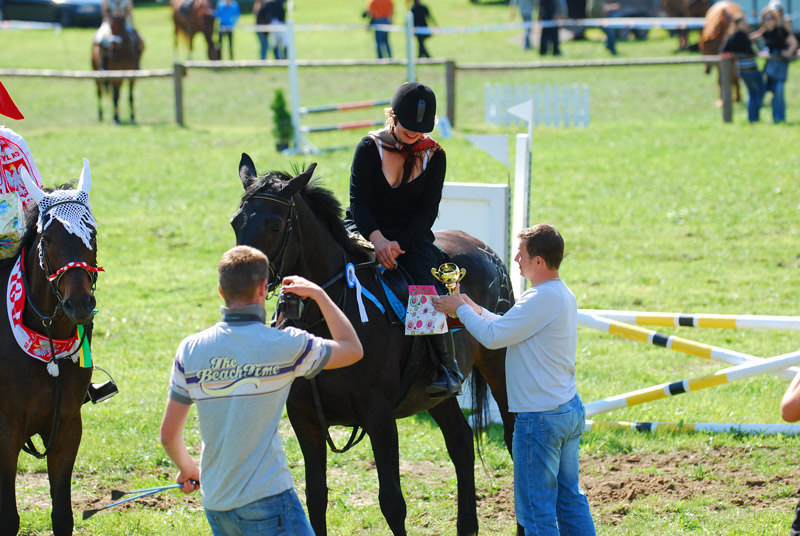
[231,153,316,291]
[20,159,101,325]
[110,16,125,35]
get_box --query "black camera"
[278,291,304,320]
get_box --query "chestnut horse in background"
[700,1,743,103]
[91,15,144,124]
[171,0,220,60]
[662,0,710,50]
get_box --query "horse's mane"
[243,170,370,261]
[0,182,74,273]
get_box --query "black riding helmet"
[390,82,436,133]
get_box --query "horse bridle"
[34,199,104,323]
[244,193,297,294]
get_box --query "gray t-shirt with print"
[169,304,331,511]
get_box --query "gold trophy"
[431,263,466,295]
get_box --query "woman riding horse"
[345,82,462,399]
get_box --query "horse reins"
[20,199,102,459]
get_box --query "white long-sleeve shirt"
[456,278,578,413]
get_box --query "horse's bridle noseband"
[243,193,296,295]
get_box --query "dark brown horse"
[699,1,743,103]
[662,0,710,50]
[0,160,101,535]
[171,0,220,60]
[231,156,521,536]
[91,16,144,124]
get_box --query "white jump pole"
[578,311,800,380]
[405,11,415,82]
[584,349,800,418]
[581,309,800,331]
[510,133,530,297]
[585,420,800,436]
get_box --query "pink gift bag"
[404,285,447,336]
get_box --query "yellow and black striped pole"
[580,309,800,331]
[578,312,799,380]
[584,349,800,418]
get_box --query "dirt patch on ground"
[17,470,202,518]
[476,445,799,525]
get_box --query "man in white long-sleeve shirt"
[434,224,595,536]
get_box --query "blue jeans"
[257,33,269,60]
[205,489,314,536]
[513,394,596,536]
[739,69,764,123]
[765,59,788,123]
[372,17,391,58]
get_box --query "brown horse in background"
[700,1,743,103]
[91,16,144,124]
[661,0,710,50]
[171,0,220,60]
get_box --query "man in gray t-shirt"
[160,246,362,535]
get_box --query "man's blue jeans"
[205,489,314,536]
[372,17,391,58]
[513,394,596,536]
[739,69,764,122]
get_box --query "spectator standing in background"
[214,0,240,60]
[511,0,535,50]
[539,0,567,56]
[410,0,436,58]
[721,15,763,122]
[364,0,393,58]
[255,0,286,60]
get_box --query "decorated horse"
[699,1,743,103]
[231,155,522,536]
[91,14,145,124]
[0,160,102,535]
[171,0,220,61]
[661,0,710,50]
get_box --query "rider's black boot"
[425,330,463,398]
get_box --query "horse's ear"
[20,166,44,205]
[239,153,257,190]
[281,163,317,198]
[77,158,91,195]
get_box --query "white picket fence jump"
[485,83,590,128]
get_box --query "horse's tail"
[469,366,490,461]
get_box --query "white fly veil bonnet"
[20,158,98,267]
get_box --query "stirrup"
[426,366,463,398]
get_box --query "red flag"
[0,81,24,120]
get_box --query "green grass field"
[3,0,800,534]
